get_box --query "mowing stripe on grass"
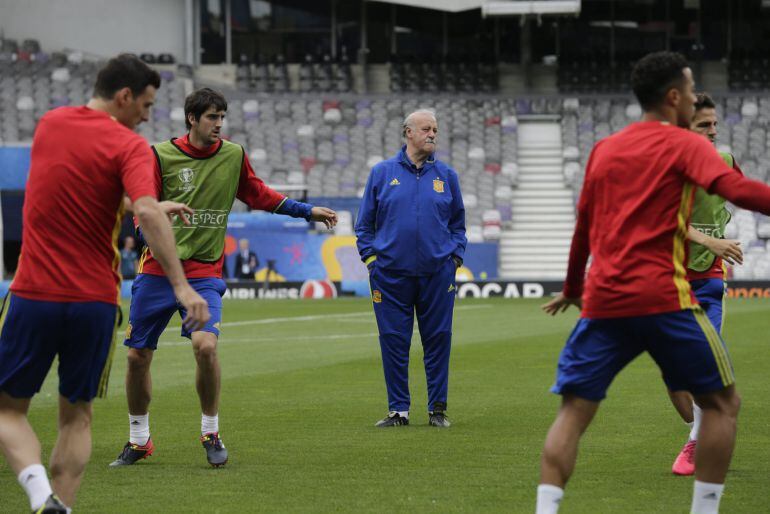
[117,304,492,336]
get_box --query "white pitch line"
[158,331,383,347]
[117,303,493,336]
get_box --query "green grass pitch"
[1,297,769,513]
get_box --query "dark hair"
[694,92,716,111]
[631,51,690,111]
[93,53,161,99]
[184,88,228,129]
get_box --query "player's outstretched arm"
[687,226,743,265]
[310,206,338,229]
[542,293,582,316]
[133,196,210,331]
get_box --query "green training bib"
[687,152,734,272]
[153,139,243,261]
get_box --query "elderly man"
[355,109,467,428]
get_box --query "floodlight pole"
[609,0,615,67]
[331,0,337,60]
[359,0,368,93]
[442,12,448,60]
[225,0,232,65]
[185,0,195,65]
[390,4,397,55]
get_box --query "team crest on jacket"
[389,178,400,186]
[372,290,382,303]
[433,179,444,193]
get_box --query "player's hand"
[310,207,338,229]
[704,238,743,265]
[175,285,210,332]
[541,292,582,316]
[159,201,194,225]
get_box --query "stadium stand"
[3,35,770,278]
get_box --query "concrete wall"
[0,0,187,61]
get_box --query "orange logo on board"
[372,290,382,303]
[433,179,444,193]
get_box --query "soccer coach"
[355,109,467,428]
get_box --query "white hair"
[402,109,437,138]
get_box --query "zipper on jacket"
[415,168,421,272]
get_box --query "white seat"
[297,124,314,137]
[51,67,70,83]
[563,146,579,160]
[494,186,512,200]
[249,148,267,162]
[482,209,501,224]
[467,225,484,243]
[323,108,342,124]
[742,102,759,118]
[468,147,485,160]
[366,155,383,168]
[481,224,501,240]
[16,96,34,110]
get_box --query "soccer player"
[670,92,744,476]
[110,88,337,468]
[0,54,209,513]
[536,51,770,514]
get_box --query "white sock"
[202,414,219,435]
[129,413,150,446]
[691,480,724,514]
[18,464,52,510]
[397,410,409,419]
[690,403,702,441]
[536,484,564,514]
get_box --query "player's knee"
[126,348,153,371]
[725,390,741,418]
[193,340,218,363]
[58,401,92,432]
[697,386,741,418]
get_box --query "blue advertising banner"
[0,147,30,190]
[222,213,499,285]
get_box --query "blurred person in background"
[120,236,139,280]
[234,238,259,280]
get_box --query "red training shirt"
[564,121,770,319]
[12,106,157,305]
[138,134,284,278]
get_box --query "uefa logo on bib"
[178,168,195,192]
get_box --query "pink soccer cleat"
[672,439,696,476]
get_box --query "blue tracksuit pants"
[368,258,456,412]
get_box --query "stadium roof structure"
[373,0,485,12]
[373,0,581,15]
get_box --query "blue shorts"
[691,278,726,333]
[552,308,734,401]
[124,274,225,350]
[0,294,118,403]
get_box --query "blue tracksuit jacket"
[355,146,466,275]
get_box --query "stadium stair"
[500,122,575,280]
